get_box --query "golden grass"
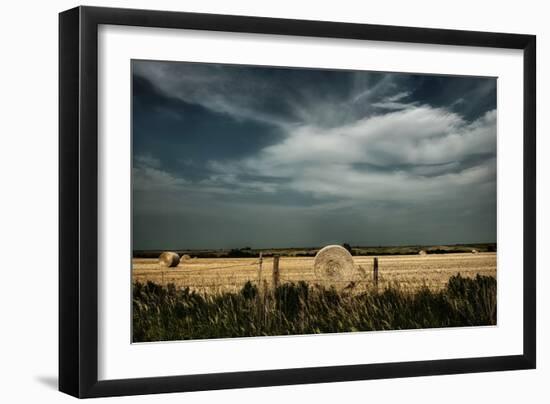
[132,252,496,294]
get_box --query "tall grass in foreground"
[132,274,496,342]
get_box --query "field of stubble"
[132,252,496,293]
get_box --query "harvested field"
[132,252,496,294]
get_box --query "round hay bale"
[313,245,355,281]
[471,249,479,254]
[158,252,180,267]
[178,254,191,265]
[418,250,427,255]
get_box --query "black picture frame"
[59,5,536,398]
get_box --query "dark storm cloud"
[132,74,283,181]
[132,60,497,250]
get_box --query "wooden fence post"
[373,257,379,290]
[257,252,264,328]
[258,252,263,287]
[272,255,280,289]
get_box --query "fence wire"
[132,256,475,294]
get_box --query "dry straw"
[158,252,180,267]
[313,245,355,282]
[180,254,191,261]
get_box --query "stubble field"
[132,252,496,293]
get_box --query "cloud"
[386,91,411,102]
[134,62,298,127]
[135,154,161,168]
[133,62,417,130]
[133,154,188,192]
[133,101,495,209]
[204,105,496,205]
[371,101,414,110]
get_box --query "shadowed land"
[133,274,497,342]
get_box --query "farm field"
[132,252,496,293]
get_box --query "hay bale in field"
[180,254,191,261]
[471,249,479,254]
[158,252,180,267]
[418,250,427,255]
[313,245,355,281]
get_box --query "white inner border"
[98,25,524,381]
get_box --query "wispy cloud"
[133,154,188,192]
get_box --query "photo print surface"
[131,60,497,342]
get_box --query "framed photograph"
[59,6,536,398]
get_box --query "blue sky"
[132,60,497,250]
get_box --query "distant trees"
[342,243,354,255]
[227,248,255,258]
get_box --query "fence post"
[257,252,264,328]
[373,257,379,290]
[258,252,263,286]
[272,255,280,290]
